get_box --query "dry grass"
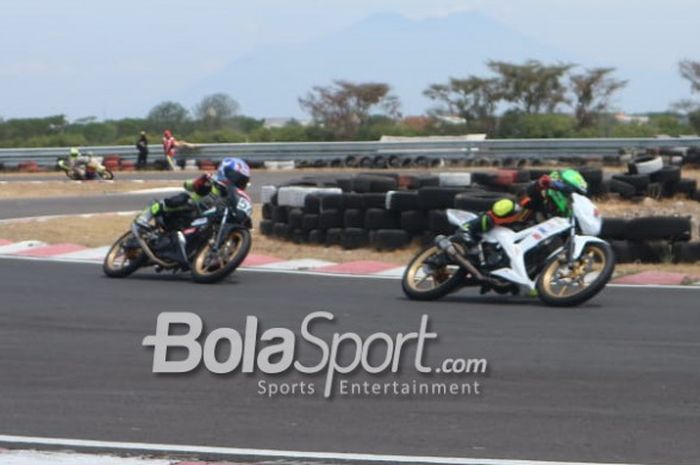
[0,214,136,247]
[0,180,183,199]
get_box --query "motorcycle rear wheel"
[402,245,467,301]
[191,229,251,284]
[536,242,615,307]
[103,231,147,278]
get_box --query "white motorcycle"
[402,193,615,307]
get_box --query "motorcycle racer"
[136,157,251,232]
[461,168,589,240]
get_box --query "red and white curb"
[0,238,698,285]
[0,239,406,278]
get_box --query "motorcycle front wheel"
[191,229,252,284]
[401,244,467,301]
[103,231,147,278]
[98,169,114,180]
[536,242,615,307]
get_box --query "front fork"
[211,208,229,252]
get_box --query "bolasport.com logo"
[142,311,488,399]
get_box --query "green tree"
[423,76,500,133]
[570,68,627,129]
[193,93,240,129]
[488,60,573,114]
[299,80,401,139]
[147,101,189,131]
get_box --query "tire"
[428,210,453,235]
[103,231,147,278]
[340,228,370,249]
[651,166,681,196]
[400,210,428,233]
[676,178,697,197]
[417,187,466,209]
[319,209,343,229]
[308,229,326,244]
[416,175,439,188]
[287,208,304,229]
[325,227,342,246]
[343,209,364,228]
[370,229,412,250]
[438,172,472,187]
[271,205,289,223]
[261,203,273,220]
[401,245,467,301]
[600,218,629,240]
[628,155,663,175]
[98,169,114,180]
[608,178,636,198]
[191,229,252,284]
[336,178,354,192]
[259,219,274,236]
[362,193,387,209]
[301,214,320,232]
[343,193,366,209]
[610,240,634,264]
[303,194,322,213]
[612,174,649,193]
[273,222,291,239]
[386,191,420,211]
[365,208,400,229]
[536,241,616,307]
[320,194,344,211]
[625,216,691,242]
[672,242,700,263]
[397,175,421,190]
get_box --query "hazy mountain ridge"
[184,11,578,118]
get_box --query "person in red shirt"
[162,129,196,170]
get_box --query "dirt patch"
[0,213,136,247]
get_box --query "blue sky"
[0,0,698,120]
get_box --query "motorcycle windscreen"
[446,209,477,227]
[571,193,602,236]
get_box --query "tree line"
[0,59,699,148]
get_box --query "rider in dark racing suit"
[134,158,251,267]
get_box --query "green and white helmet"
[547,168,588,215]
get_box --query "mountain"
[183,11,578,118]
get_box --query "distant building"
[263,117,311,129]
[614,112,650,124]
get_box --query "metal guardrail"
[0,137,698,166]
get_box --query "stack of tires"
[609,155,698,200]
[260,173,489,250]
[259,171,700,263]
[600,216,700,263]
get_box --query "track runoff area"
[1,170,699,465]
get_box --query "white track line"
[0,254,699,288]
[0,434,664,465]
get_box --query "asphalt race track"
[0,258,699,464]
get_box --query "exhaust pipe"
[131,223,175,269]
[435,235,486,280]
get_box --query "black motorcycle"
[103,191,252,283]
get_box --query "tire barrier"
[259,171,700,262]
